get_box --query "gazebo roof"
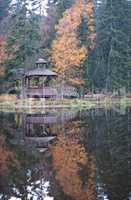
[24,68,57,77]
[36,58,47,64]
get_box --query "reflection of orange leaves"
[0,135,14,175]
[51,135,87,166]
[65,120,81,137]
[50,135,87,200]
[86,178,96,200]
[68,127,80,135]
[50,134,96,200]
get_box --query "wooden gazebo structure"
[22,58,58,98]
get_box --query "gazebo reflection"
[22,113,57,153]
[22,111,78,153]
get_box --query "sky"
[28,0,49,15]
[12,0,49,15]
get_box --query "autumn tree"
[0,134,16,192]
[0,37,7,77]
[51,0,86,88]
[51,0,95,89]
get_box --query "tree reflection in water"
[50,118,97,200]
[0,107,131,200]
[0,133,18,197]
[81,107,131,200]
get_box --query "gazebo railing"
[25,87,58,97]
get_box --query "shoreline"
[0,97,130,113]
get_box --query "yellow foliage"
[51,0,95,87]
[0,135,14,176]
[50,135,87,200]
[0,39,7,64]
[50,134,96,200]
[0,38,7,77]
[69,78,84,86]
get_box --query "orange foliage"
[63,120,82,142]
[50,134,96,200]
[0,135,14,176]
[51,0,95,86]
[0,37,7,77]
[69,77,84,86]
[0,38,7,63]
[51,0,87,87]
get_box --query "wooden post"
[22,77,26,99]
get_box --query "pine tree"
[5,0,42,78]
[41,0,75,49]
[48,0,75,18]
[96,0,131,91]
[77,0,96,91]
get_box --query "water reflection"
[0,107,131,200]
[50,135,96,200]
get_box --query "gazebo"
[21,58,58,98]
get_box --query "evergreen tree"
[5,0,42,78]
[96,0,131,91]
[77,0,96,92]
[48,0,75,18]
[77,17,89,90]
[42,0,75,49]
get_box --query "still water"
[0,107,131,200]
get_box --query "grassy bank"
[0,98,95,112]
[0,94,131,113]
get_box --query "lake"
[0,106,131,200]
